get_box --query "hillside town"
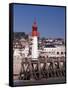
[13,34,65,58]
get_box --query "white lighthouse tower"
[32,19,39,60]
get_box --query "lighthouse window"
[61,52,63,54]
[57,52,59,54]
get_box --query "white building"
[39,45,65,58]
[13,45,29,79]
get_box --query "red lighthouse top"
[32,18,37,27]
[32,19,39,36]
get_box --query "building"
[39,44,65,58]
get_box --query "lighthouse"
[32,19,39,60]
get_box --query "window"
[61,52,63,54]
[57,52,59,54]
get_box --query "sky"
[13,4,66,38]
